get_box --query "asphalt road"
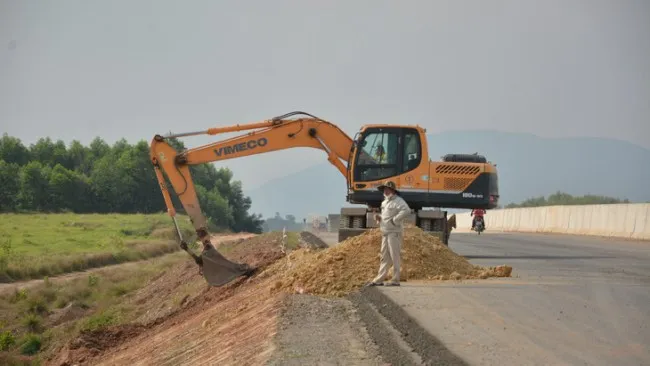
[377,232,650,366]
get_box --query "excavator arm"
[150,111,355,286]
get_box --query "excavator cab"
[347,125,430,209]
[346,124,498,211]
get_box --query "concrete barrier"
[454,203,650,240]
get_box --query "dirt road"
[380,232,650,366]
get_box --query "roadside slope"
[48,233,281,366]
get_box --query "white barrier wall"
[454,203,650,240]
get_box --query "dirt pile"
[269,226,512,297]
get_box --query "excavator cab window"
[353,127,421,182]
[402,130,421,173]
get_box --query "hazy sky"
[2,0,649,190]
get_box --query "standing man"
[366,180,412,287]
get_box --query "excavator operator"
[470,208,486,230]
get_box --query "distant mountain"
[244,130,650,220]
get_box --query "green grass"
[0,213,196,282]
[0,252,189,364]
[285,232,301,250]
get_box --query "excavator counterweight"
[150,111,499,287]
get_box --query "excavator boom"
[150,111,354,286]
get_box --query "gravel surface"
[267,294,384,365]
[268,289,469,366]
[351,287,469,366]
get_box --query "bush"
[0,330,16,351]
[21,314,42,333]
[87,274,99,287]
[25,296,48,315]
[82,310,117,331]
[19,334,41,355]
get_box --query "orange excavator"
[150,111,499,287]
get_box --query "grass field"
[0,213,196,282]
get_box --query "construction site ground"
[18,229,647,366]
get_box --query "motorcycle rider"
[471,208,486,230]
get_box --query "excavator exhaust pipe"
[200,244,256,286]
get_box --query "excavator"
[150,111,499,287]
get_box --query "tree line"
[0,133,264,233]
[505,191,630,208]
[262,213,305,232]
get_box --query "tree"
[18,161,51,211]
[506,191,630,208]
[195,185,233,231]
[67,140,91,175]
[0,134,30,165]
[0,160,20,211]
[48,164,91,212]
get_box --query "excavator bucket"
[200,244,256,286]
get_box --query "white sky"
[1,0,649,189]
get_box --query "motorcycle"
[473,216,485,235]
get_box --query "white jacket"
[379,194,412,233]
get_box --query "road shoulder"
[266,294,384,365]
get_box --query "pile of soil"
[269,226,512,297]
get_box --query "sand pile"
[269,226,512,297]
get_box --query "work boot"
[364,281,383,287]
